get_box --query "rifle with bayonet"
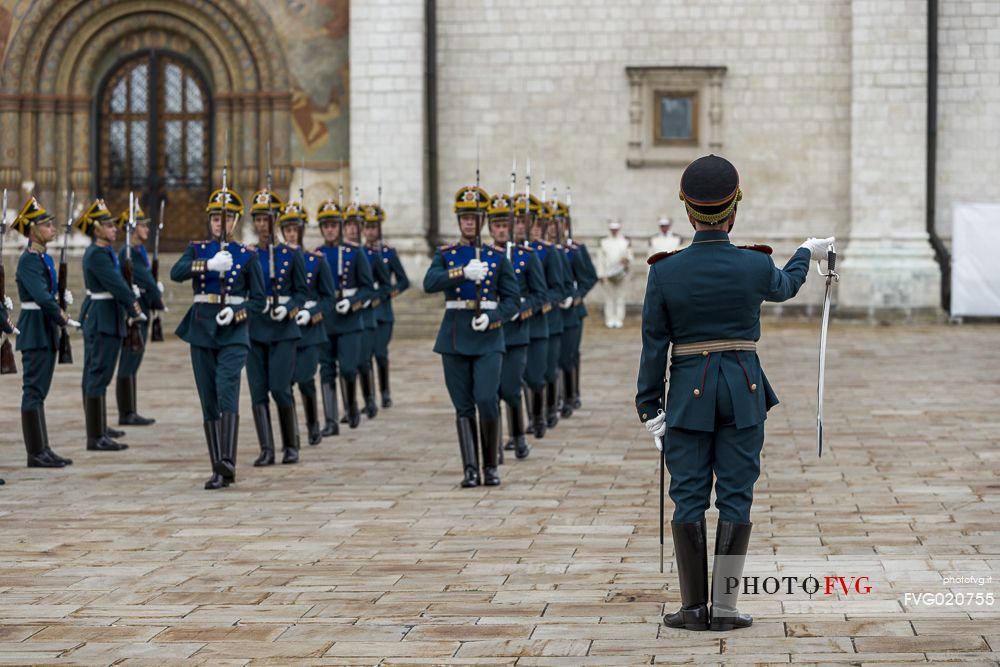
[507,155,515,261]
[266,141,277,311]
[150,197,165,342]
[336,161,344,301]
[0,189,15,374]
[123,192,143,353]
[474,140,482,316]
[57,189,75,364]
[220,131,231,306]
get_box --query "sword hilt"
[827,245,836,273]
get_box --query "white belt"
[193,294,246,305]
[303,300,318,309]
[339,288,357,297]
[86,290,113,300]
[21,302,40,311]
[446,300,498,310]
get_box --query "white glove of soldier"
[206,250,233,273]
[363,299,372,309]
[132,284,141,299]
[799,237,836,261]
[127,312,148,327]
[64,289,74,306]
[645,410,667,449]
[2,295,11,310]
[510,312,520,322]
[471,313,490,332]
[66,318,82,329]
[215,306,235,326]
[270,305,288,321]
[463,259,489,283]
[156,281,165,295]
[11,326,20,335]
[336,298,351,314]
[559,296,574,309]
[295,309,311,326]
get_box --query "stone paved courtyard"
[0,319,998,665]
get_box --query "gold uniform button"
[702,350,709,357]
[693,388,701,397]
[641,413,648,420]
[750,383,757,392]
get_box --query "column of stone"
[34,97,58,210]
[0,95,22,197]
[69,96,91,222]
[271,91,292,192]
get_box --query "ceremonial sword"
[816,243,839,458]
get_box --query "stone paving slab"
[0,320,998,664]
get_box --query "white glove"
[799,237,836,261]
[645,410,667,448]
[132,284,141,299]
[12,326,20,335]
[559,296,574,309]
[128,313,148,327]
[295,309,311,326]
[215,306,235,326]
[270,305,288,321]
[335,298,351,314]
[463,259,488,283]
[471,313,490,332]
[156,281,165,295]
[64,289,74,306]
[66,318,82,329]
[206,250,233,273]
[511,312,520,322]
[363,299,372,308]
[2,295,11,310]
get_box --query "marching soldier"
[423,187,519,487]
[280,201,336,446]
[315,200,374,432]
[363,204,410,408]
[636,154,832,631]
[114,204,164,426]
[344,202,384,420]
[170,188,265,489]
[77,199,146,452]
[555,200,598,414]
[488,194,545,460]
[13,197,78,468]
[246,189,308,465]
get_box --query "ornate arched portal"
[0,0,292,248]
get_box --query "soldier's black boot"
[504,402,517,451]
[480,416,501,486]
[456,417,480,488]
[117,375,155,426]
[220,412,239,486]
[572,362,582,409]
[300,388,322,445]
[545,381,559,429]
[203,420,226,490]
[101,395,127,440]
[22,409,64,467]
[360,368,378,419]
[39,406,72,465]
[343,376,361,428]
[496,401,505,466]
[529,387,546,439]
[560,369,574,418]
[663,519,710,631]
[86,395,128,451]
[320,381,340,437]
[377,359,393,408]
[509,401,530,460]
[279,402,300,464]
[252,402,275,466]
[710,520,754,631]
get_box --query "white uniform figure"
[597,221,633,328]
[649,216,682,257]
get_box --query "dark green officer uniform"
[358,239,390,419]
[293,247,336,445]
[558,237,598,415]
[530,236,571,430]
[115,213,164,426]
[371,242,409,407]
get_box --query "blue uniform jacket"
[14,245,69,351]
[635,230,811,432]
[567,242,598,319]
[531,240,571,336]
[423,242,519,356]
[371,244,410,324]
[315,242,375,336]
[80,243,141,338]
[492,243,546,348]
[170,240,266,349]
[358,244,389,330]
[248,243,307,344]
[118,244,164,316]
[298,249,337,347]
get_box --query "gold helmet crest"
[11,196,55,237]
[75,198,114,234]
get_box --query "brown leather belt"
[672,339,757,357]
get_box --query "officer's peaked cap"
[679,154,742,225]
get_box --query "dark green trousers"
[82,332,122,397]
[441,351,502,420]
[248,339,296,408]
[499,344,527,407]
[190,344,248,422]
[294,343,322,398]
[320,331,361,383]
[21,348,56,411]
[524,338,548,391]
[117,320,149,377]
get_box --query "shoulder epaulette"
[647,248,685,265]
[437,244,454,253]
[737,244,773,255]
[381,244,394,252]
[190,240,209,245]
[519,244,534,253]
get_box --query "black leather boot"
[22,409,64,467]
[86,395,128,451]
[504,402,516,451]
[480,416,501,486]
[117,375,155,425]
[343,375,361,428]
[300,387,322,445]
[560,369,574,418]
[457,416,480,487]
[360,367,378,419]
[710,520,754,631]
[663,519,710,631]
[545,381,559,429]
[572,362,582,409]
[320,381,339,436]
[508,401,530,459]
[252,402,275,466]
[530,387,546,439]
[377,359,392,407]
[220,412,239,485]
[101,395,127,440]
[278,402,300,464]
[204,420,226,490]
[39,406,72,465]
[497,401,505,466]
